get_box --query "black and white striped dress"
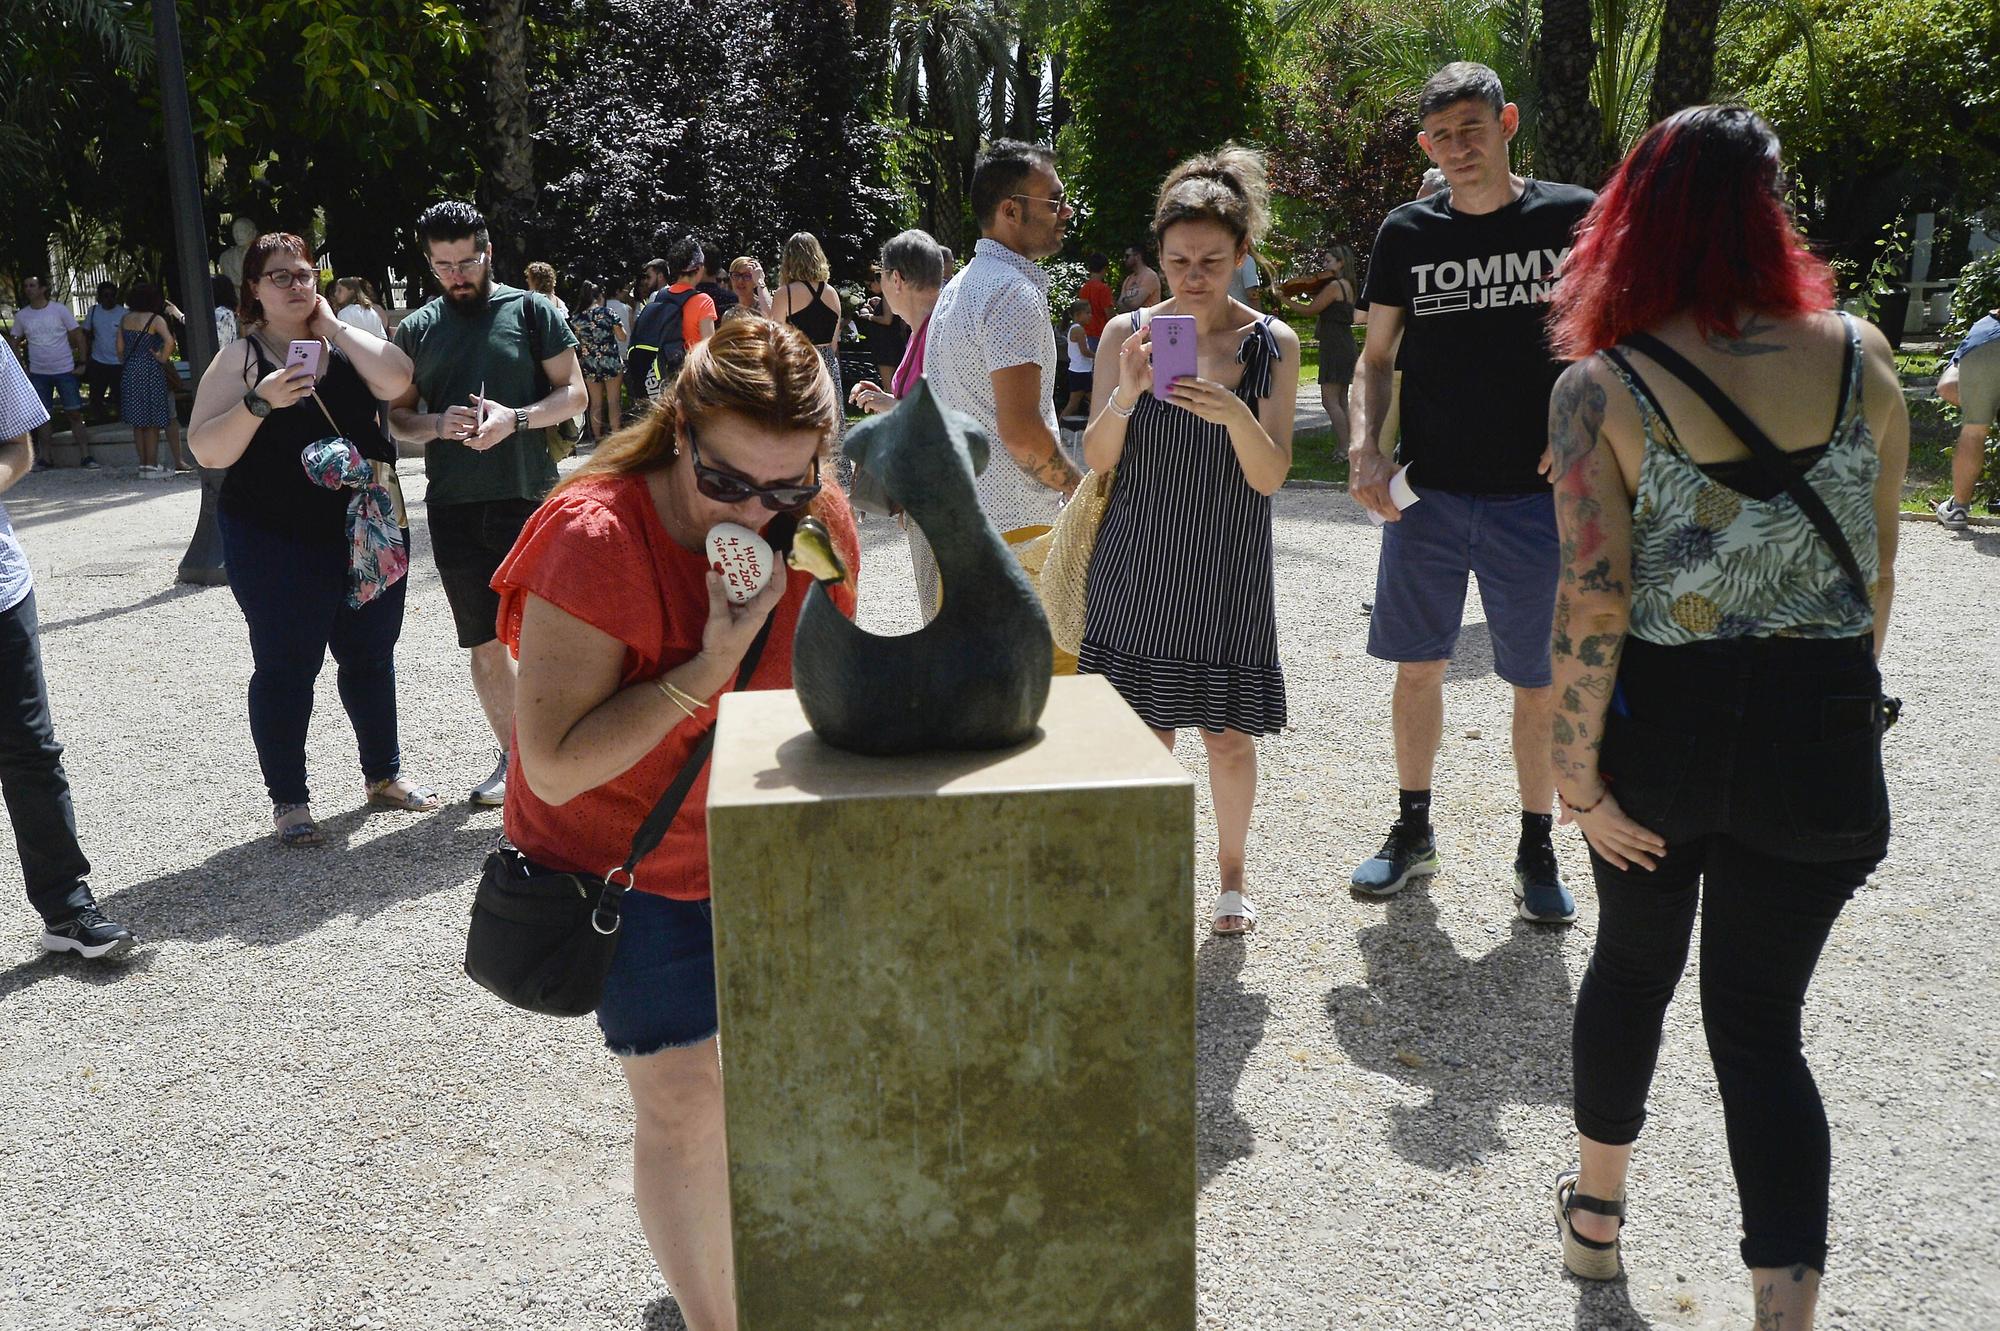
[1078,316,1287,735]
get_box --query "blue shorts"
[1367,487,1560,688]
[595,892,719,1057]
[29,371,83,414]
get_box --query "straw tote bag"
[1034,467,1115,655]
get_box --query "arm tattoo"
[1754,1280,1784,1330]
[1706,313,1786,358]
[1548,367,1607,484]
[1031,443,1082,491]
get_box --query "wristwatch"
[514,407,530,435]
[242,390,272,419]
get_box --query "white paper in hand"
[1367,464,1422,527]
[706,523,776,605]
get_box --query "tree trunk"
[1048,46,1070,140]
[477,0,535,281]
[1538,0,1604,186]
[1009,36,1041,140]
[1649,0,1722,125]
[853,0,896,112]
[989,60,1008,141]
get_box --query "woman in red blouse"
[495,316,858,1329]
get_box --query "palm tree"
[891,0,1013,249]
[1649,0,1718,121]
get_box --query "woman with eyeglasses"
[726,256,772,320]
[494,315,858,1330]
[187,232,435,847]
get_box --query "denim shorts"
[29,371,83,413]
[596,891,719,1057]
[1367,487,1560,687]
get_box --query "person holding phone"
[497,317,858,1331]
[1081,145,1301,936]
[386,200,585,808]
[187,232,437,846]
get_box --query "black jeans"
[1572,635,1888,1274]
[0,591,94,921]
[221,512,407,806]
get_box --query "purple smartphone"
[1149,315,1198,396]
[286,339,324,381]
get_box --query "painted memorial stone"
[793,380,1053,754]
[708,522,776,605]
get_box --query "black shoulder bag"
[1610,332,1900,731]
[464,613,776,1018]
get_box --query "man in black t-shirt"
[1346,62,1595,925]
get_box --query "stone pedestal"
[707,674,1196,1329]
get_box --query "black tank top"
[785,282,840,345]
[220,336,396,545]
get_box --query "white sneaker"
[469,750,507,806]
[1934,498,1971,530]
[137,465,162,478]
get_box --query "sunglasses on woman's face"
[686,425,822,511]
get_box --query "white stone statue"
[217,217,259,287]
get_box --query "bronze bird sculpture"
[792,380,1053,754]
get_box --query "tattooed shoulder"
[1548,361,1608,483]
[1706,313,1787,357]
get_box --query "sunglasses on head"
[686,424,822,511]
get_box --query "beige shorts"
[1957,339,2000,426]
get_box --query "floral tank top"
[1600,312,1878,646]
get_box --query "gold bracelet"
[662,679,710,714]
[653,676,699,721]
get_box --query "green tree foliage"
[1724,0,2000,270]
[1063,0,1272,256]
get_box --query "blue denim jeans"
[221,512,407,806]
[0,591,93,921]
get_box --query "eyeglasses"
[1010,193,1068,214]
[430,254,489,278]
[261,270,318,290]
[686,425,822,511]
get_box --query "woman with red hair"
[1541,106,1908,1327]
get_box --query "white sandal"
[1211,890,1257,935]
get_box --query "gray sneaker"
[469,751,507,806]
[1934,497,1971,530]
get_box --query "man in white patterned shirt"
[917,139,1082,654]
[0,350,133,957]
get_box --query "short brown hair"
[554,314,840,499]
[239,233,317,326]
[1151,143,1270,250]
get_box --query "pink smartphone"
[286,339,324,381]
[1149,315,1198,395]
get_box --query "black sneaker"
[1513,842,1576,924]
[40,904,135,959]
[1350,819,1440,897]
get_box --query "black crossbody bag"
[464,615,775,1018]
[1607,333,1901,731]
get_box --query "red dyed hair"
[1549,105,1833,359]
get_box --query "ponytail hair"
[1151,143,1271,251]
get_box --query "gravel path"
[0,462,1994,1330]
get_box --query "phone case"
[1150,315,1198,394]
[286,339,324,380]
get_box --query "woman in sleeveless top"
[1279,243,1359,447]
[569,279,628,440]
[775,232,847,438]
[1081,146,1300,937]
[1540,108,1909,1324]
[118,283,177,472]
[187,231,439,847]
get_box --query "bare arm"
[0,436,30,496]
[1083,313,1144,473]
[1936,360,1960,406]
[66,325,87,368]
[1861,321,1910,658]
[188,340,315,468]
[1547,359,1663,871]
[1348,302,1405,518]
[992,361,1080,496]
[316,299,411,400]
[513,571,784,806]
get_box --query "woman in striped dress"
[1080,145,1301,935]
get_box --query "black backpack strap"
[1620,331,1872,610]
[593,607,781,924]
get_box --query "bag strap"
[591,607,779,926]
[1618,331,1872,610]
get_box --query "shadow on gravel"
[37,581,210,635]
[1957,527,2000,559]
[1195,932,1269,1189]
[1573,1278,1659,1329]
[641,1294,688,1330]
[0,804,491,1002]
[1325,884,1574,1172]
[1444,622,1495,683]
[7,480,182,528]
